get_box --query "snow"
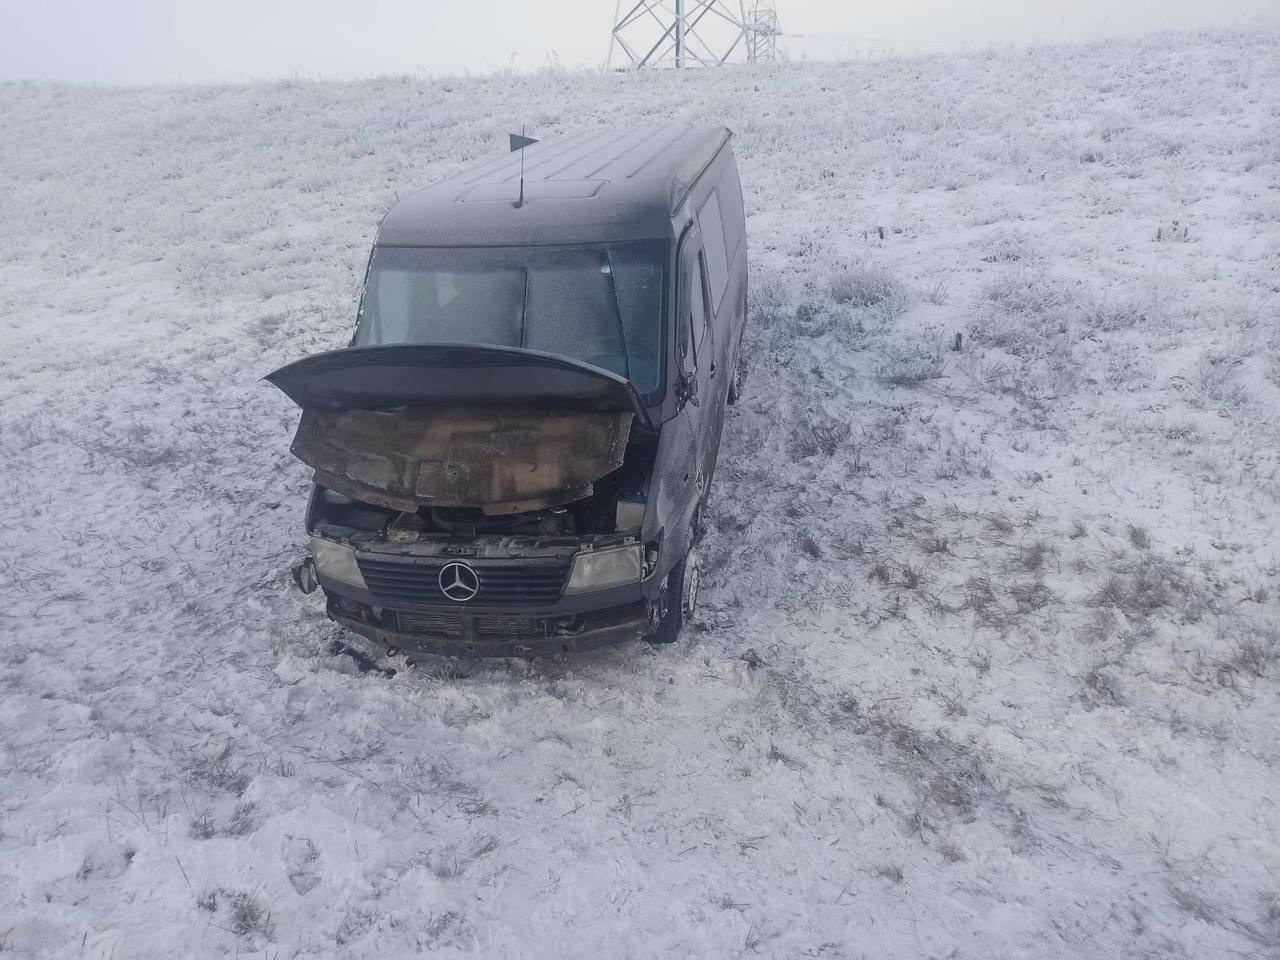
[3,26,1280,958]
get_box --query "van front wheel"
[646,551,699,645]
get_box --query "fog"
[1,0,1276,84]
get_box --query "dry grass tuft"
[829,264,906,311]
[1091,555,1199,622]
[788,412,851,458]
[876,345,946,387]
[228,890,276,939]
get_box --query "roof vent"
[459,180,605,204]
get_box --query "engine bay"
[310,426,657,544]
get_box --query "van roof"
[376,125,731,247]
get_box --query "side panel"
[717,150,749,377]
[642,223,715,578]
[642,416,702,578]
[683,146,746,486]
[644,142,749,577]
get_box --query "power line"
[783,31,968,47]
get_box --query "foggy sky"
[1,0,1275,84]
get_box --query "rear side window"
[698,191,729,312]
[718,159,746,261]
[678,238,711,374]
[693,253,710,359]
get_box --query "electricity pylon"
[608,1,759,69]
[745,2,780,63]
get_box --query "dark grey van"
[268,125,747,656]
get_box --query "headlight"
[564,544,642,595]
[310,536,368,591]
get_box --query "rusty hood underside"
[292,406,632,514]
[266,344,645,514]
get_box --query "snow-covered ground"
[2,27,1279,959]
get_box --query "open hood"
[265,345,646,515]
[265,343,650,423]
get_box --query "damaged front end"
[268,344,669,656]
[290,405,634,516]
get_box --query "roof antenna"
[509,127,537,208]
[516,125,527,208]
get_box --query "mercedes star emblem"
[438,561,481,602]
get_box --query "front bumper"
[329,599,650,657]
[308,532,664,657]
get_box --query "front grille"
[475,615,542,636]
[379,602,649,649]
[394,611,466,636]
[393,610,549,640]
[357,556,569,608]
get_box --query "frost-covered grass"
[3,27,1280,959]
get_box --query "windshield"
[353,241,667,397]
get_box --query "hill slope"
[2,28,1279,959]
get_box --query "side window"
[363,267,412,343]
[678,242,697,376]
[678,237,710,376]
[691,253,709,360]
[698,190,729,312]
[718,159,746,261]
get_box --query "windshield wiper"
[604,252,632,383]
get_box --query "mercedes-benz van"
[268,125,748,656]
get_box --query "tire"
[726,359,745,405]
[691,478,708,543]
[646,550,700,645]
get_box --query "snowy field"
[3,27,1280,959]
